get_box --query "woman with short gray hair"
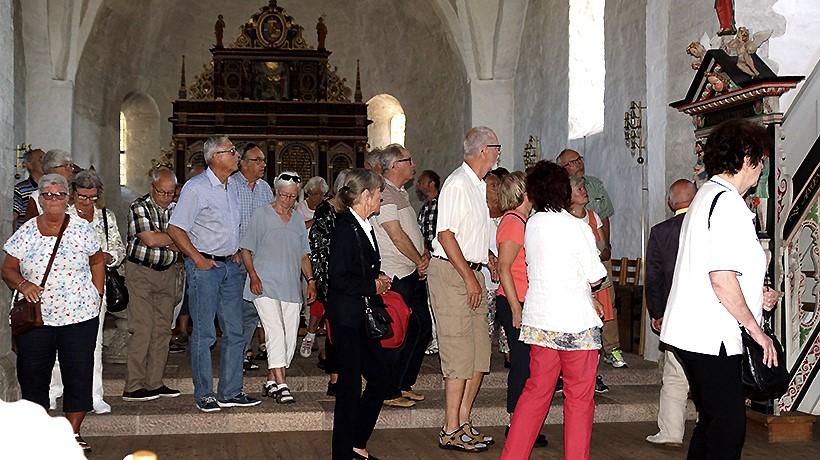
[25,149,75,220]
[296,176,329,227]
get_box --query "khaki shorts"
[427,257,490,379]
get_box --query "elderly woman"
[494,171,549,449]
[327,169,391,460]
[661,119,779,459]
[296,176,329,228]
[501,161,606,460]
[2,174,105,453]
[241,171,317,404]
[47,170,126,414]
[24,149,75,219]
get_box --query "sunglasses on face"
[42,191,69,200]
[75,193,99,202]
[277,173,301,183]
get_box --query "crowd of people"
[4,118,778,459]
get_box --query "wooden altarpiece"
[169,1,368,184]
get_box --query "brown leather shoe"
[401,389,425,401]
[383,396,415,408]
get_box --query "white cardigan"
[523,210,607,333]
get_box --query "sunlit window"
[390,113,406,146]
[568,0,605,140]
[119,112,127,185]
[367,94,406,149]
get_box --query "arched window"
[367,94,406,148]
[568,0,605,140]
[120,92,160,192]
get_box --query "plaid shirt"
[236,173,274,241]
[127,194,177,269]
[417,197,438,251]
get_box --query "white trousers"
[655,349,690,442]
[50,303,106,409]
[252,297,301,369]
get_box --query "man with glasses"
[428,127,500,452]
[123,167,182,402]
[168,136,261,412]
[234,143,274,372]
[557,148,626,368]
[372,144,431,409]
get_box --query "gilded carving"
[189,61,215,100]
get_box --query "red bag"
[380,291,411,349]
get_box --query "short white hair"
[151,167,177,185]
[38,173,69,193]
[42,149,72,173]
[303,176,329,194]
[463,127,496,158]
[380,144,406,171]
[203,136,229,163]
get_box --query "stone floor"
[87,421,820,459]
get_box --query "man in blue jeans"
[168,135,261,412]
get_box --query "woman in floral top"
[501,162,607,460]
[2,174,104,453]
[48,169,126,415]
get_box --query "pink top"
[495,210,528,302]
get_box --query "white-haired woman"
[296,176,329,228]
[24,149,75,220]
[241,171,317,404]
[48,169,126,415]
[3,174,105,453]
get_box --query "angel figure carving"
[687,41,706,70]
[727,27,772,77]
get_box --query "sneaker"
[152,385,181,398]
[217,392,262,408]
[645,432,683,447]
[299,333,316,358]
[243,357,260,370]
[554,376,564,394]
[603,348,628,368]
[438,425,488,452]
[197,396,221,412]
[401,389,425,401]
[92,400,112,414]
[122,388,161,402]
[326,382,337,397]
[169,337,186,354]
[383,396,415,408]
[595,375,610,393]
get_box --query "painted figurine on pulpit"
[727,27,772,78]
[215,14,225,48]
[715,0,736,36]
[317,16,327,50]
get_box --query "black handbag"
[363,295,393,340]
[740,323,790,400]
[10,214,69,336]
[102,209,129,312]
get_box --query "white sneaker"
[93,400,112,414]
[299,333,315,358]
[645,432,683,447]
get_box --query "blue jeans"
[237,264,259,354]
[184,258,245,401]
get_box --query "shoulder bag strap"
[102,207,110,246]
[707,191,727,230]
[39,214,70,288]
[503,210,527,226]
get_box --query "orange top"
[495,210,528,302]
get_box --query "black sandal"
[274,386,295,404]
[75,433,91,453]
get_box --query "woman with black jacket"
[327,168,392,460]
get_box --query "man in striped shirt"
[13,149,44,230]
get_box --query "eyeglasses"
[277,193,299,200]
[52,163,74,170]
[486,144,502,153]
[244,157,267,164]
[214,147,238,156]
[75,192,99,202]
[277,173,302,183]
[152,185,175,197]
[564,156,584,167]
[395,157,414,165]
[41,191,69,200]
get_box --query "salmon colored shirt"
[495,210,528,302]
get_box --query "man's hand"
[249,274,263,296]
[417,253,430,279]
[194,256,217,270]
[650,317,663,334]
[762,286,781,311]
[465,274,483,310]
[306,281,317,304]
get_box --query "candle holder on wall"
[623,100,646,164]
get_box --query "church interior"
[2,0,820,457]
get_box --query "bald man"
[645,179,697,448]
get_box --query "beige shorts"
[427,257,490,379]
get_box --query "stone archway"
[367,93,405,149]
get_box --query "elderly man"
[645,179,697,447]
[123,168,182,402]
[428,127,500,452]
[13,148,44,230]
[416,169,440,252]
[168,136,261,412]
[235,143,274,372]
[557,148,626,368]
[373,144,432,408]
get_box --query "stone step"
[81,384,695,437]
[102,352,658,395]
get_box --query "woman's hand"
[375,274,392,295]
[18,280,44,303]
[762,287,781,311]
[249,274,264,296]
[511,303,523,329]
[592,297,605,319]
[749,324,778,368]
[103,253,114,265]
[306,280,317,304]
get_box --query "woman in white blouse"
[50,169,126,415]
[660,119,779,458]
[501,161,606,460]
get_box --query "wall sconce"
[623,101,646,164]
[523,135,541,168]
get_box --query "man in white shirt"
[428,126,500,452]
